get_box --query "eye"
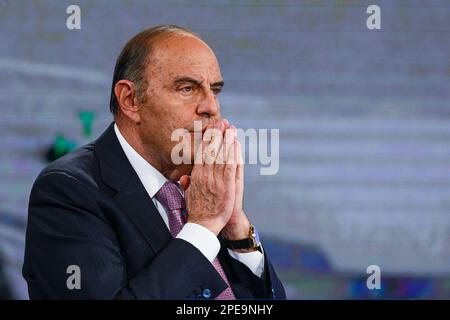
[178,86,195,95]
[212,87,222,95]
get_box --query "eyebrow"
[173,76,224,88]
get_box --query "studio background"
[0,0,449,299]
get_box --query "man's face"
[137,33,224,168]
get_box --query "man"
[22,25,285,300]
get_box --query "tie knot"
[155,181,186,211]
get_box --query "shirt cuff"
[227,246,265,277]
[176,222,220,263]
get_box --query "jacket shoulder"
[36,143,99,188]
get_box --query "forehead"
[147,34,222,82]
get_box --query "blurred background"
[0,0,449,299]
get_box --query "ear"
[114,80,141,123]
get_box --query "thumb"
[179,175,191,190]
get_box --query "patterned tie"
[155,181,236,300]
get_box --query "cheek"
[167,104,198,130]
[148,91,180,117]
[140,94,173,125]
[145,90,198,130]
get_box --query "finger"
[203,121,224,165]
[194,122,215,165]
[224,133,237,182]
[194,137,208,165]
[216,125,234,166]
[235,139,244,182]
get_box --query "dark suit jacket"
[22,122,286,300]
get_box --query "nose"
[196,89,220,119]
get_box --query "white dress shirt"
[114,124,264,277]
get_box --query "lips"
[188,125,208,135]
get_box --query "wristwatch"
[221,224,261,251]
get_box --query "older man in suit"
[22,25,285,300]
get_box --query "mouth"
[188,126,208,135]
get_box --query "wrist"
[221,223,261,252]
[221,218,250,240]
[187,218,222,236]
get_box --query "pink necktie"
[155,181,236,300]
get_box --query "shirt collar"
[114,123,167,199]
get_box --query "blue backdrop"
[0,0,449,299]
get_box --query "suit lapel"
[94,122,171,253]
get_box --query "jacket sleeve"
[23,171,227,299]
[218,239,287,299]
[266,255,286,299]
